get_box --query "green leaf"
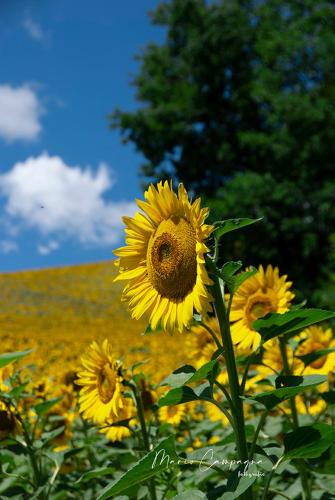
[284,423,335,459]
[40,426,65,446]
[160,365,196,388]
[253,308,335,343]
[220,262,257,294]
[231,269,257,294]
[97,436,178,499]
[244,375,327,410]
[34,397,62,416]
[174,490,207,499]
[0,349,33,369]
[321,392,335,405]
[221,261,243,279]
[77,466,116,484]
[8,383,28,399]
[158,383,213,407]
[297,348,335,367]
[214,218,263,240]
[223,462,258,499]
[160,361,219,388]
[188,360,219,384]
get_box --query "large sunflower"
[229,265,294,353]
[114,181,213,332]
[77,339,124,424]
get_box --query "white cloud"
[0,84,43,142]
[0,240,18,254]
[37,240,59,256]
[0,153,136,247]
[22,14,44,41]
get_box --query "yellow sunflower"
[114,181,213,332]
[295,325,335,375]
[230,265,294,353]
[205,400,229,426]
[0,400,19,438]
[295,395,326,416]
[101,396,136,442]
[77,339,124,424]
[158,402,186,425]
[0,364,14,392]
[257,339,303,378]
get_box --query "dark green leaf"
[244,375,327,410]
[225,462,258,499]
[34,397,62,416]
[297,348,335,367]
[253,309,335,343]
[214,218,263,240]
[97,436,178,499]
[284,423,335,459]
[321,392,335,405]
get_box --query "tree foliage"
[110,0,335,305]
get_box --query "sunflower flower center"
[147,217,197,299]
[0,409,15,433]
[246,295,274,326]
[97,364,117,404]
[167,406,179,417]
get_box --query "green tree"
[110,0,335,306]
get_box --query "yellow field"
[0,260,189,385]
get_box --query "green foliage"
[158,383,213,406]
[34,397,63,417]
[223,462,258,499]
[244,374,327,410]
[284,423,335,459]
[110,0,335,305]
[220,261,257,295]
[160,360,219,388]
[0,349,32,368]
[253,308,335,342]
[97,436,178,499]
[214,218,263,241]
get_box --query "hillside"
[0,261,189,384]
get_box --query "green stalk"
[212,275,253,499]
[130,383,157,500]
[13,406,43,493]
[248,411,268,460]
[279,337,312,500]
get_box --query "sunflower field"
[1,181,335,499]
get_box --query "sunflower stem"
[248,411,268,460]
[14,405,44,495]
[279,337,312,500]
[130,382,157,500]
[212,275,253,500]
[199,320,222,350]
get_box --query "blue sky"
[0,0,163,271]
